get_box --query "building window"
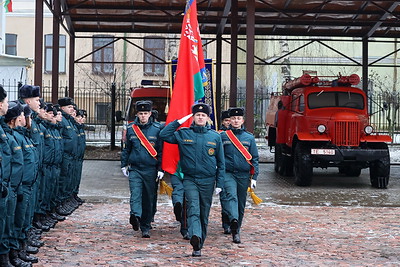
[144,37,165,76]
[44,34,66,74]
[5,34,17,56]
[92,35,114,75]
[95,102,109,123]
[202,39,208,59]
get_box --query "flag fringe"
[247,187,263,205]
[160,180,173,197]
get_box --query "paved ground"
[33,160,400,266]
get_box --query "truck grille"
[334,121,360,146]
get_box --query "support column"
[216,35,223,121]
[51,0,60,103]
[245,0,255,132]
[229,0,238,107]
[34,0,43,89]
[362,37,369,96]
[69,35,75,99]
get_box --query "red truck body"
[266,73,392,188]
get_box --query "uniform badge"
[208,148,215,155]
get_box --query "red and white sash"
[132,124,157,158]
[226,130,254,175]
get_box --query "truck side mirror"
[278,100,284,110]
[115,110,124,122]
[383,102,389,110]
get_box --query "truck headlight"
[364,125,373,135]
[317,124,326,134]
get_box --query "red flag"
[4,0,13,12]
[162,0,207,174]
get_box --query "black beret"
[192,103,210,116]
[221,110,230,120]
[19,84,40,99]
[58,97,74,107]
[229,107,245,117]
[45,103,54,112]
[0,85,7,102]
[5,101,23,122]
[22,104,32,117]
[136,100,152,112]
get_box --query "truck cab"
[118,82,170,144]
[266,73,391,188]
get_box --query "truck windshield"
[308,91,364,110]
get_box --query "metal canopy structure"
[60,0,400,37]
[37,0,400,132]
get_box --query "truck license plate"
[311,149,335,155]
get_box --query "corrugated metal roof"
[60,0,400,38]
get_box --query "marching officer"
[219,110,230,131]
[218,110,231,234]
[120,100,163,238]
[160,103,225,257]
[220,107,259,244]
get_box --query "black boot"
[9,250,32,267]
[50,208,66,221]
[19,241,39,261]
[0,253,13,267]
[129,214,140,231]
[28,233,44,248]
[74,194,85,205]
[33,214,50,232]
[173,202,182,221]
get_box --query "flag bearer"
[220,107,259,244]
[160,103,225,257]
[121,100,163,238]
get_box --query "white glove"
[251,180,257,189]
[156,171,164,182]
[177,114,193,125]
[214,187,222,195]
[121,167,129,177]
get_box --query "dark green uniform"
[220,127,259,232]
[0,122,24,251]
[50,123,63,211]
[58,111,79,205]
[0,117,14,254]
[13,126,38,243]
[217,125,231,233]
[40,121,57,215]
[73,122,86,198]
[121,118,163,233]
[160,120,225,250]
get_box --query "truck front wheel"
[370,156,390,189]
[369,143,390,189]
[293,143,313,186]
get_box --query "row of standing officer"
[0,85,86,267]
[120,101,259,257]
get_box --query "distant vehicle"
[116,80,170,144]
[265,72,392,188]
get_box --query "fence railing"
[1,79,399,144]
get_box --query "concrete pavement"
[32,160,400,266]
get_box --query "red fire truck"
[117,81,170,144]
[265,73,392,188]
